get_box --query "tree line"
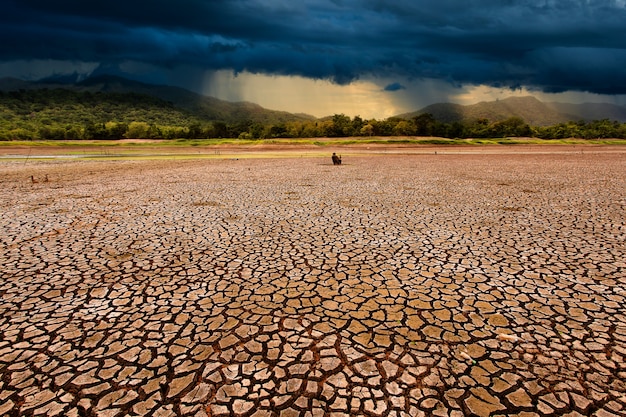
[2,89,626,140]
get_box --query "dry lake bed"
[1,146,625,416]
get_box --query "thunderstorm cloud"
[2,0,626,95]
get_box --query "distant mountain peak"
[77,74,150,87]
[0,74,316,124]
[396,96,626,125]
[0,77,32,91]
[37,72,88,85]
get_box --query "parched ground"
[0,147,625,417]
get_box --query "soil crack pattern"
[0,152,625,416]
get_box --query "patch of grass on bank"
[2,137,626,148]
[312,137,626,146]
[0,140,109,147]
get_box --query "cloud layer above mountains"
[2,0,626,98]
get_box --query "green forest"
[2,89,626,140]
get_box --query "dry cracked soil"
[0,148,625,417]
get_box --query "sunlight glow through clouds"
[5,59,622,120]
[3,0,626,113]
[202,71,626,119]
[202,70,402,119]
[452,85,626,107]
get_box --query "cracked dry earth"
[1,150,625,417]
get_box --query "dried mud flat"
[1,148,625,417]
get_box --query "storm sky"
[2,0,626,118]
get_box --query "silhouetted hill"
[0,75,315,125]
[0,77,33,91]
[4,75,626,127]
[397,96,626,125]
[546,101,626,123]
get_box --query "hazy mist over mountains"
[2,75,626,126]
[397,96,626,126]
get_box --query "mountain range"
[396,96,626,126]
[1,75,625,126]
[0,75,315,125]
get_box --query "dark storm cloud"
[2,0,626,94]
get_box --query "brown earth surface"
[1,140,625,160]
[1,146,625,416]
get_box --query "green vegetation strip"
[2,137,626,148]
